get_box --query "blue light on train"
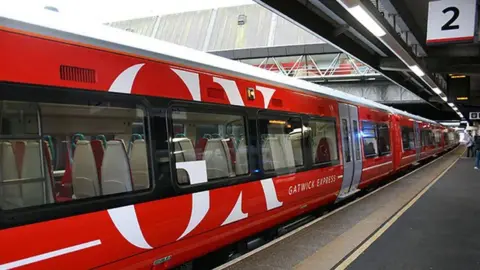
[254,169,261,173]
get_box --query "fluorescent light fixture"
[441,96,447,102]
[448,103,454,107]
[432,87,442,94]
[409,65,425,77]
[347,5,386,37]
[454,107,459,111]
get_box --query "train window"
[421,130,434,146]
[377,123,390,156]
[258,114,303,172]
[362,121,377,158]
[352,120,361,160]
[341,119,351,162]
[434,131,441,146]
[401,127,415,151]
[0,100,150,210]
[171,109,248,183]
[1,101,39,136]
[307,118,338,165]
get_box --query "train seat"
[262,135,295,171]
[129,139,149,190]
[174,138,196,162]
[223,138,237,173]
[0,142,22,209]
[289,132,303,166]
[13,141,26,178]
[101,140,133,195]
[261,136,276,171]
[72,140,100,199]
[235,138,248,175]
[316,137,331,163]
[203,139,233,179]
[195,137,208,160]
[55,140,69,171]
[173,137,196,185]
[42,141,55,204]
[280,135,296,168]
[21,141,46,207]
[90,140,105,181]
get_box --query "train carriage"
[0,7,458,270]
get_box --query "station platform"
[217,146,470,270]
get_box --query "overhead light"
[448,103,454,107]
[454,108,459,112]
[347,5,386,37]
[409,65,425,77]
[457,97,469,101]
[432,87,442,94]
[441,96,447,102]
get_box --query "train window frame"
[0,83,160,229]
[401,126,415,151]
[306,116,340,169]
[377,123,391,156]
[257,110,306,177]
[421,129,434,147]
[167,101,252,193]
[361,120,378,159]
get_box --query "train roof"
[0,6,438,125]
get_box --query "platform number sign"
[426,0,478,45]
[470,112,480,120]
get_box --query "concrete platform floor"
[218,147,464,270]
[347,154,480,270]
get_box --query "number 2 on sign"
[442,6,460,31]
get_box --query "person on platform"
[465,131,474,158]
[475,140,480,169]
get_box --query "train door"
[414,121,421,161]
[338,103,362,199]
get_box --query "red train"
[0,7,458,270]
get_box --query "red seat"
[316,137,331,163]
[195,138,208,160]
[91,140,105,182]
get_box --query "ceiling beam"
[210,44,340,59]
[254,0,382,66]
[310,0,392,56]
[254,0,438,107]
[387,0,427,48]
[379,57,410,72]
[359,0,420,61]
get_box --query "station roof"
[254,0,477,122]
